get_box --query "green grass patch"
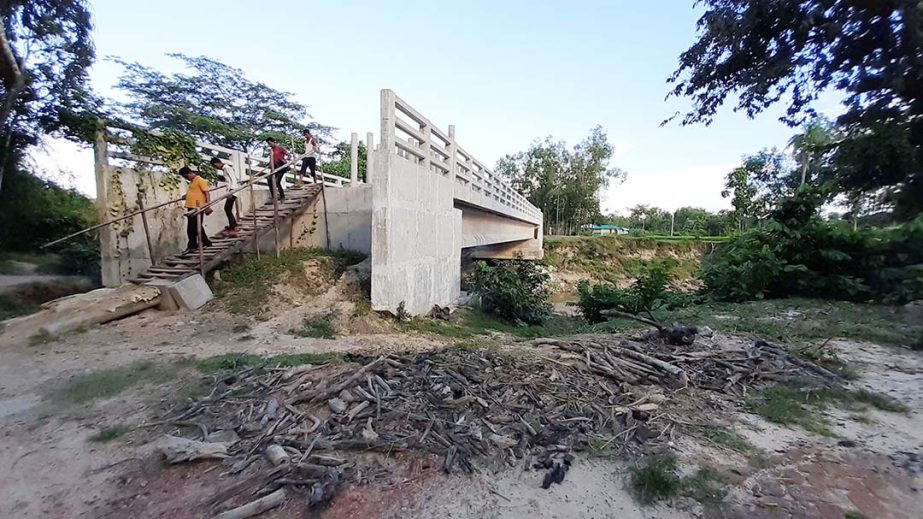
[630,454,728,505]
[213,248,365,318]
[289,312,337,339]
[195,352,342,374]
[747,383,907,436]
[630,453,682,504]
[55,361,177,405]
[89,425,130,443]
[666,298,922,348]
[28,330,56,346]
[693,426,756,453]
[844,511,869,519]
[403,309,640,340]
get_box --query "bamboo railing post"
[271,165,281,258]
[137,192,156,266]
[250,177,259,259]
[197,212,205,277]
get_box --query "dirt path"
[1,300,922,518]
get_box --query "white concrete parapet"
[378,90,542,225]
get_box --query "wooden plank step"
[147,266,195,273]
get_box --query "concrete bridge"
[95,90,543,315]
[370,90,543,314]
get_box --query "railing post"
[350,132,359,186]
[380,89,396,157]
[448,125,457,179]
[136,192,156,266]
[365,132,373,182]
[420,123,431,171]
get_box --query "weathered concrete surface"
[298,185,372,254]
[460,206,543,258]
[371,150,462,315]
[146,274,213,311]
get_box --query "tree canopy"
[112,54,332,154]
[668,0,923,218]
[0,0,97,192]
[497,126,625,235]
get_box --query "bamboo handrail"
[41,194,186,249]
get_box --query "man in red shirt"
[265,137,290,201]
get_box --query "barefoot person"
[210,157,240,236]
[299,128,320,184]
[179,166,213,253]
[265,137,290,201]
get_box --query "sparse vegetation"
[195,352,342,374]
[1,295,41,321]
[694,426,756,454]
[402,309,636,340]
[631,453,683,504]
[213,248,365,318]
[55,362,178,405]
[630,454,728,505]
[28,330,56,346]
[290,312,337,339]
[89,425,129,443]
[666,298,921,349]
[747,383,907,436]
[683,467,727,504]
[575,261,698,323]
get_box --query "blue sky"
[36,0,834,213]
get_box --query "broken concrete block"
[146,274,213,311]
[144,279,180,311]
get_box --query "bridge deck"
[129,184,322,284]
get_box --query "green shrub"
[467,259,551,325]
[576,262,697,323]
[702,190,923,303]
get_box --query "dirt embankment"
[543,236,712,294]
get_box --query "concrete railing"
[379,90,542,224]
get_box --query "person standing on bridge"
[299,128,320,184]
[179,166,213,253]
[265,137,290,201]
[210,157,240,237]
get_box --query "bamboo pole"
[137,192,157,266]
[197,212,205,277]
[271,161,281,258]
[250,177,260,259]
[42,195,185,249]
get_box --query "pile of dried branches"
[152,335,838,516]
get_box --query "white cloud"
[601,163,735,214]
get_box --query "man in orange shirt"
[179,166,213,253]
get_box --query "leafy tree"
[722,149,797,231]
[497,126,625,235]
[112,54,332,154]
[321,141,367,182]
[667,0,923,218]
[702,187,923,303]
[627,204,672,234]
[788,117,836,186]
[0,0,98,193]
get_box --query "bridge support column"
[371,150,461,316]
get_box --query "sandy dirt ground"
[1,272,922,518]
